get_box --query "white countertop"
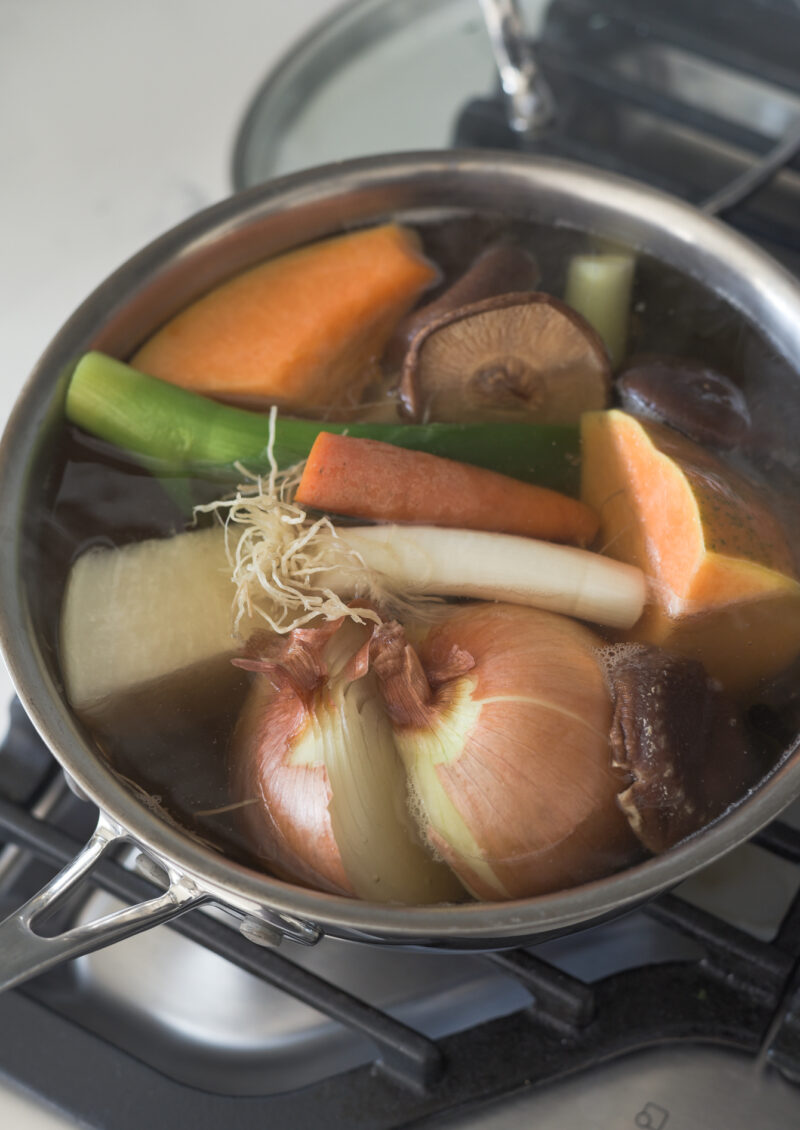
[0,1,341,1124]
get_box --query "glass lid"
[231,0,800,273]
[232,0,549,189]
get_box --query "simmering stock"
[34,213,800,903]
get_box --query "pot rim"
[2,149,800,945]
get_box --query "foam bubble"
[593,641,648,694]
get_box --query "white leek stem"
[329,525,646,630]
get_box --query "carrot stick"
[295,433,599,546]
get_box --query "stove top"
[1,702,800,1127]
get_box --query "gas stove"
[3,1,800,1127]
[2,697,800,1128]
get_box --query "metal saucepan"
[1,151,800,990]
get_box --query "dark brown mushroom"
[616,356,751,449]
[399,291,611,424]
[387,242,540,366]
[607,645,758,853]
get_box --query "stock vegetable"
[132,224,437,413]
[196,464,645,636]
[231,617,465,902]
[617,357,751,449]
[399,292,610,424]
[295,432,599,545]
[230,596,752,902]
[58,456,641,730]
[564,253,635,367]
[328,525,646,629]
[388,242,540,363]
[60,527,254,723]
[581,409,800,692]
[369,604,640,899]
[66,352,582,495]
[609,645,757,852]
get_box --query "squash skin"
[581,409,800,694]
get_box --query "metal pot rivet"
[134,852,170,887]
[240,916,284,948]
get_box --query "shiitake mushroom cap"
[386,242,541,367]
[616,356,751,450]
[608,645,759,854]
[399,291,610,424]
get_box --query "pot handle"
[0,811,206,993]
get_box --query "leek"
[65,352,582,495]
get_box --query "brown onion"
[370,604,640,899]
[230,617,464,903]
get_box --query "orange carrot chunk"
[295,433,600,547]
[132,224,437,413]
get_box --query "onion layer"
[230,617,464,903]
[371,604,640,899]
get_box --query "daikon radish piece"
[323,525,646,629]
[60,526,254,720]
[581,409,800,693]
[132,224,437,413]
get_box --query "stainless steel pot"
[2,151,800,989]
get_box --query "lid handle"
[478,0,555,135]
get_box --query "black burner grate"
[0,704,799,1128]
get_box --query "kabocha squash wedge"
[132,224,437,413]
[581,409,800,694]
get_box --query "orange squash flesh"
[581,409,800,694]
[131,224,437,413]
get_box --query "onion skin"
[231,623,355,895]
[230,620,464,903]
[372,604,640,899]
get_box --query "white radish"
[60,526,256,715]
